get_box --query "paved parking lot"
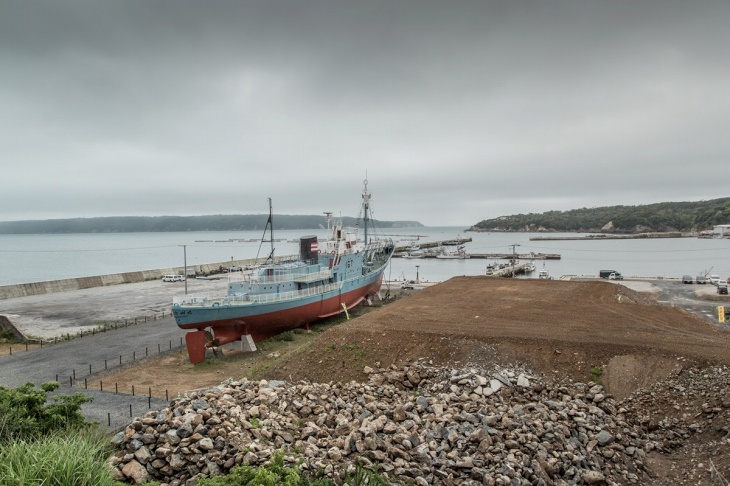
[1,275,230,339]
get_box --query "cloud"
[1,0,728,226]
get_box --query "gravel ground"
[1,276,229,338]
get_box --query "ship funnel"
[300,236,319,264]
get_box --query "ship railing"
[173,281,343,307]
[173,293,222,306]
[227,267,331,285]
[291,268,333,283]
[248,281,342,304]
[365,237,394,251]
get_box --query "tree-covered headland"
[470,198,730,233]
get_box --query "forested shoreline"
[470,198,730,233]
[0,215,423,234]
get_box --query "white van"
[162,274,185,282]
[709,275,721,286]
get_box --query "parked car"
[682,275,694,284]
[162,274,185,282]
[608,272,623,280]
[718,283,728,295]
[710,275,721,286]
[695,275,706,284]
[599,270,621,279]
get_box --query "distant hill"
[0,215,424,234]
[469,198,730,233]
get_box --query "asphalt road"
[650,279,729,325]
[0,317,186,430]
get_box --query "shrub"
[276,331,296,342]
[0,382,92,442]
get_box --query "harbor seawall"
[0,259,257,300]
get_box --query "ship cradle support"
[185,331,257,364]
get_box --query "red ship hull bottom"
[181,277,384,363]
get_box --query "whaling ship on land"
[172,180,395,363]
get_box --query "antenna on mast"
[323,212,333,231]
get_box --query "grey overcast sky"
[1,1,728,226]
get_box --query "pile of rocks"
[109,361,682,485]
[619,365,730,485]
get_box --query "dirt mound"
[268,277,730,391]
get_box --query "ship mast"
[259,197,275,264]
[362,178,370,244]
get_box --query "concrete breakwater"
[530,232,686,241]
[0,258,261,300]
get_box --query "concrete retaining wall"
[0,258,269,300]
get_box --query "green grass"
[275,331,296,342]
[197,451,392,485]
[590,366,604,384]
[0,427,121,486]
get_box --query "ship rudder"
[185,330,207,364]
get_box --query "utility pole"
[509,244,520,278]
[180,245,188,295]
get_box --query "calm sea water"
[0,227,728,286]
